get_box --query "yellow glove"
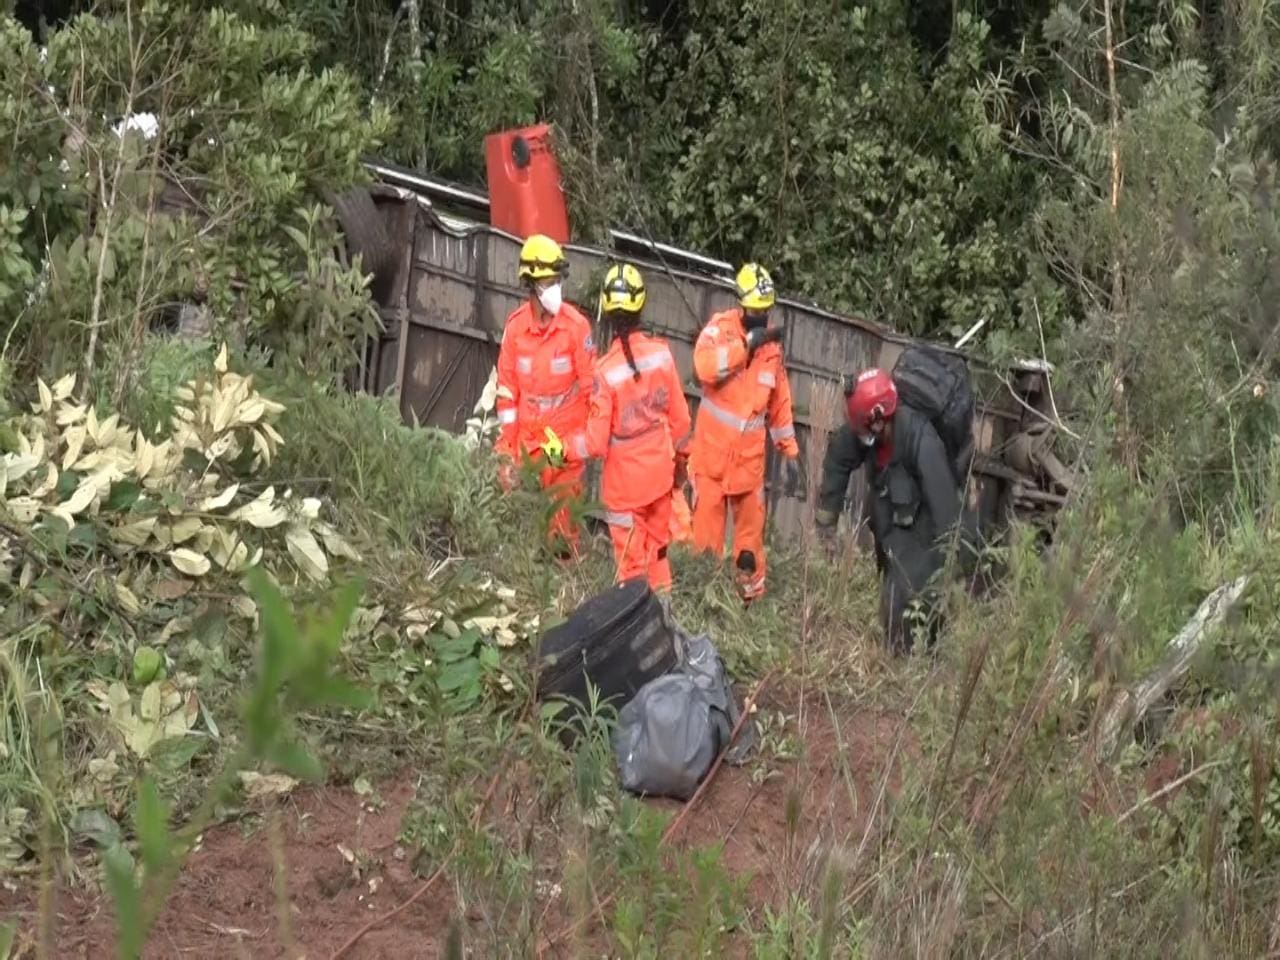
[539,427,565,468]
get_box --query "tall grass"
[261,368,502,554]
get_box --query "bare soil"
[0,689,909,958]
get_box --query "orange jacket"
[690,307,799,494]
[495,300,595,461]
[582,332,692,512]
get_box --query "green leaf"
[71,808,122,849]
[55,469,80,499]
[268,739,324,782]
[539,700,568,724]
[134,777,172,874]
[149,735,206,773]
[103,843,143,960]
[435,634,479,663]
[314,577,364,659]
[68,524,98,551]
[437,658,481,694]
[310,675,373,711]
[283,224,310,251]
[244,569,296,747]
[105,480,143,512]
[0,919,15,960]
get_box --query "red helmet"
[846,368,898,439]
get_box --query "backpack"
[890,344,976,483]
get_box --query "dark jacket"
[818,405,962,580]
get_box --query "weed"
[261,367,496,554]
[99,571,370,955]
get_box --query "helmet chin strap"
[860,405,888,446]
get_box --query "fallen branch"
[1116,759,1225,824]
[535,670,773,957]
[1094,576,1250,761]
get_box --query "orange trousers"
[606,494,673,593]
[690,473,767,599]
[540,460,584,555]
[670,487,693,545]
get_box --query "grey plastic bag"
[612,632,755,800]
[678,631,756,764]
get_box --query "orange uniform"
[495,300,596,551]
[580,332,691,592]
[670,487,694,545]
[689,307,799,599]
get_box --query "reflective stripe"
[715,347,730,379]
[758,371,776,388]
[604,351,669,386]
[604,510,633,528]
[604,363,639,387]
[770,424,795,441]
[551,356,572,375]
[529,383,580,410]
[699,397,765,433]
[517,356,533,374]
[498,409,517,424]
[572,434,588,459]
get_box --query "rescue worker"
[573,263,691,592]
[689,262,801,603]
[494,234,595,556]
[815,368,964,653]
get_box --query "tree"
[1,1,389,391]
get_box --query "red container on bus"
[483,124,571,243]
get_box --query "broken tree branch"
[1094,576,1251,761]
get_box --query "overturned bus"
[329,159,1072,545]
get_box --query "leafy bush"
[1,3,388,391]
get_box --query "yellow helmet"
[600,263,646,315]
[518,234,567,282]
[735,262,776,310]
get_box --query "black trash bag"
[612,631,755,801]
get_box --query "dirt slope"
[0,690,907,958]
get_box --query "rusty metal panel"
[399,320,498,433]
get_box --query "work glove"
[539,427,566,469]
[745,326,784,354]
[782,456,802,497]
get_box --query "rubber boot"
[735,550,758,608]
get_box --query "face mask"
[537,282,563,316]
[744,311,768,330]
